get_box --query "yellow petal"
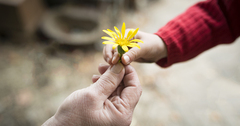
[128,28,139,40]
[130,39,144,43]
[103,30,115,38]
[122,45,129,52]
[121,22,126,39]
[112,44,119,50]
[107,29,114,32]
[127,29,135,40]
[114,26,121,38]
[101,36,115,41]
[127,43,141,49]
[107,29,118,38]
[102,41,116,44]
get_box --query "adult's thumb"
[92,62,125,100]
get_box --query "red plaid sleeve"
[155,0,240,67]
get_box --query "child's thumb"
[122,48,141,65]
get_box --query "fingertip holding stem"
[123,55,130,64]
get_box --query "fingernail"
[106,58,110,63]
[124,55,130,64]
[99,63,105,66]
[112,55,116,63]
[92,74,99,78]
[111,63,123,74]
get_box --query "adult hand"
[43,63,142,126]
[103,30,168,65]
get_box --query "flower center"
[116,39,128,46]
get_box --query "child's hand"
[103,30,168,65]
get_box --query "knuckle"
[97,75,116,94]
[83,90,97,101]
[100,75,116,87]
[129,50,138,60]
[106,53,112,58]
[114,51,118,56]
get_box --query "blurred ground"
[0,0,240,126]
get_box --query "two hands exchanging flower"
[43,22,167,126]
[103,22,167,66]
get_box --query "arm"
[155,0,240,67]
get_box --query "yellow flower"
[101,22,143,52]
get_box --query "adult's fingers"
[121,65,142,110]
[92,64,109,83]
[92,63,125,101]
[92,75,100,83]
[98,64,109,75]
[92,64,110,83]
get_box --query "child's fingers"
[112,51,120,64]
[103,44,114,64]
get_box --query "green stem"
[117,45,126,63]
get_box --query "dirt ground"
[0,0,240,126]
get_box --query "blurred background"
[0,0,240,126]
